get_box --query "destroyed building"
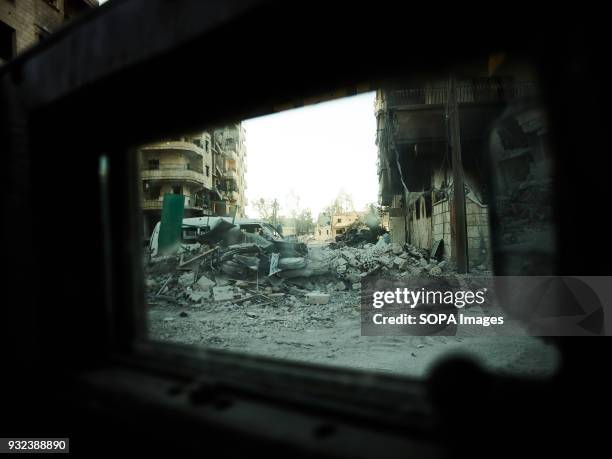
[211,123,248,218]
[139,124,248,238]
[331,211,361,239]
[0,0,98,64]
[314,213,332,241]
[375,67,548,272]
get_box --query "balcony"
[141,165,205,185]
[223,150,238,161]
[140,141,204,158]
[223,169,238,180]
[385,81,538,109]
[142,196,203,210]
[223,190,240,202]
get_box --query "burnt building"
[375,66,545,271]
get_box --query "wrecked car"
[149,217,286,257]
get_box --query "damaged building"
[376,67,547,272]
[139,123,248,238]
[1,0,98,65]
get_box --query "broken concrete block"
[391,244,403,255]
[429,266,442,276]
[397,259,410,271]
[178,272,194,287]
[379,256,394,268]
[213,286,235,302]
[336,281,346,291]
[187,290,209,302]
[352,282,361,290]
[193,275,215,291]
[215,277,230,286]
[337,265,347,274]
[305,292,330,305]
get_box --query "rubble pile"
[145,218,451,313]
[332,223,388,247]
[325,239,448,283]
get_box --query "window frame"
[0,0,580,454]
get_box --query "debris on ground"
[144,216,454,313]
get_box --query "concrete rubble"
[143,226,557,380]
[145,221,453,313]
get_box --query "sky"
[243,92,379,219]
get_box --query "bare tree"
[253,197,274,222]
[323,190,355,216]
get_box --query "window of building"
[337,218,342,223]
[35,24,52,42]
[0,20,15,63]
[148,159,159,170]
[43,0,60,11]
[172,186,182,195]
[205,166,210,177]
[225,137,234,146]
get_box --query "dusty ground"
[148,287,560,379]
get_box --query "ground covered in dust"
[148,282,560,379]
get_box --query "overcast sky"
[243,92,379,219]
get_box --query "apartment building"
[139,133,213,237]
[139,124,248,237]
[1,0,98,64]
[211,123,248,218]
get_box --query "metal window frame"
[1,0,603,456]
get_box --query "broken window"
[148,159,159,170]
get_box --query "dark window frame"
[0,0,588,455]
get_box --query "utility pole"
[272,198,279,228]
[447,75,469,273]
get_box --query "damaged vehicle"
[148,217,286,257]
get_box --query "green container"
[158,193,185,255]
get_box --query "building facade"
[331,212,360,239]
[314,213,332,242]
[375,68,541,271]
[1,0,98,64]
[211,123,248,218]
[139,124,247,238]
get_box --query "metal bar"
[447,75,469,273]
